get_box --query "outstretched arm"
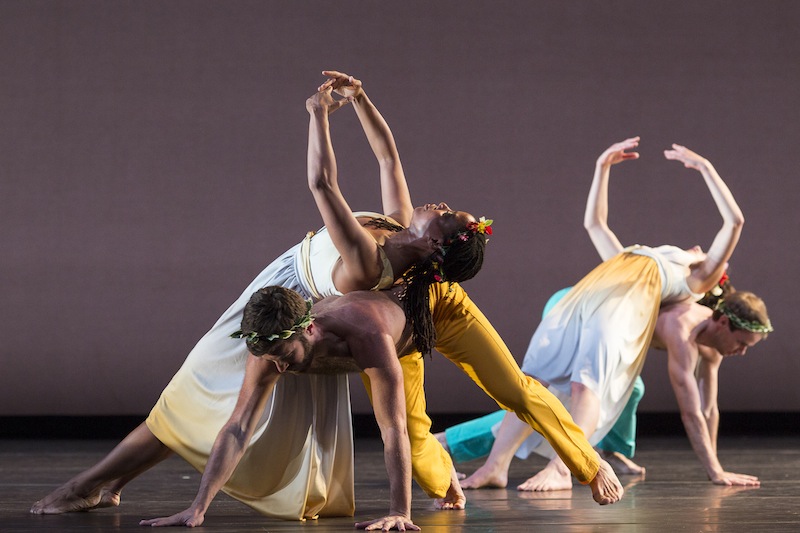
[584,137,640,261]
[662,319,759,487]
[696,345,723,454]
[350,327,418,531]
[306,88,387,292]
[664,145,744,294]
[321,70,413,226]
[139,355,282,527]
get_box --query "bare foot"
[598,449,646,476]
[95,488,122,509]
[517,461,573,492]
[461,464,508,489]
[434,466,466,510]
[30,482,111,514]
[588,459,624,505]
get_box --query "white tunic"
[516,245,702,459]
[146,213,396,520]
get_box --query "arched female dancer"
[30,71,482,523]
[456,137,769,492]
[31,73,620,528]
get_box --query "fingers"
[320,70,361,93]
[714,473,761,487]
[320,70,349,88]
[322,69,347,79]
[731,474,760,486]
[355,517,420,531]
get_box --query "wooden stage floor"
[3,436,799,532]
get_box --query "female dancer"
[457,137,768,491]
[30,71,484,523]
[32,73,618,527]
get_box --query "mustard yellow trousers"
[362,282,599,498]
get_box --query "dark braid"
[363,217,405,232]
[401,231,487,354]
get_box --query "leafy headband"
[230,299,315,344]
[715,300,773,334]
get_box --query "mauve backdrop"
[1,1,797,418]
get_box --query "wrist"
[308,109,330,125]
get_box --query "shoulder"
[657,303,692,330]
[322,292,404,336]
[656,303,703,348]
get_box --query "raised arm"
[139,355,282,527]
[664,145,744,294]
[320,70,413,226]
[660,317,759,487]
[584,137,640,261]
[306,88,388,292]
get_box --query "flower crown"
[230,299,315,344]
[447,216,493,246]
[715,300,773,334]
[466,217,493,237]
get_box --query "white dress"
[146,213,396,520]
[516,245,703,459]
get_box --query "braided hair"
[400,230,487,354]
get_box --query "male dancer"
[33,283,624,530]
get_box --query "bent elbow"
[583,219,600,233]
[308,174,335,194]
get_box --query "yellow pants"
[362,282,599,498]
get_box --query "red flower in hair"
[466,217,493,235]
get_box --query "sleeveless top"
[627,244,705,304]
[296,211,401,300]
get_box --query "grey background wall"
[1,1,797,418]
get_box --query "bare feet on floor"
[460,464,508,489]
[30,483,120,514]
[516,460,573,492]
[598,449,646,476]
[588,459,624,505]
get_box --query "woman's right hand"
[306,86,351,115]
[597,136,641,167]
[663,143,709,171]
